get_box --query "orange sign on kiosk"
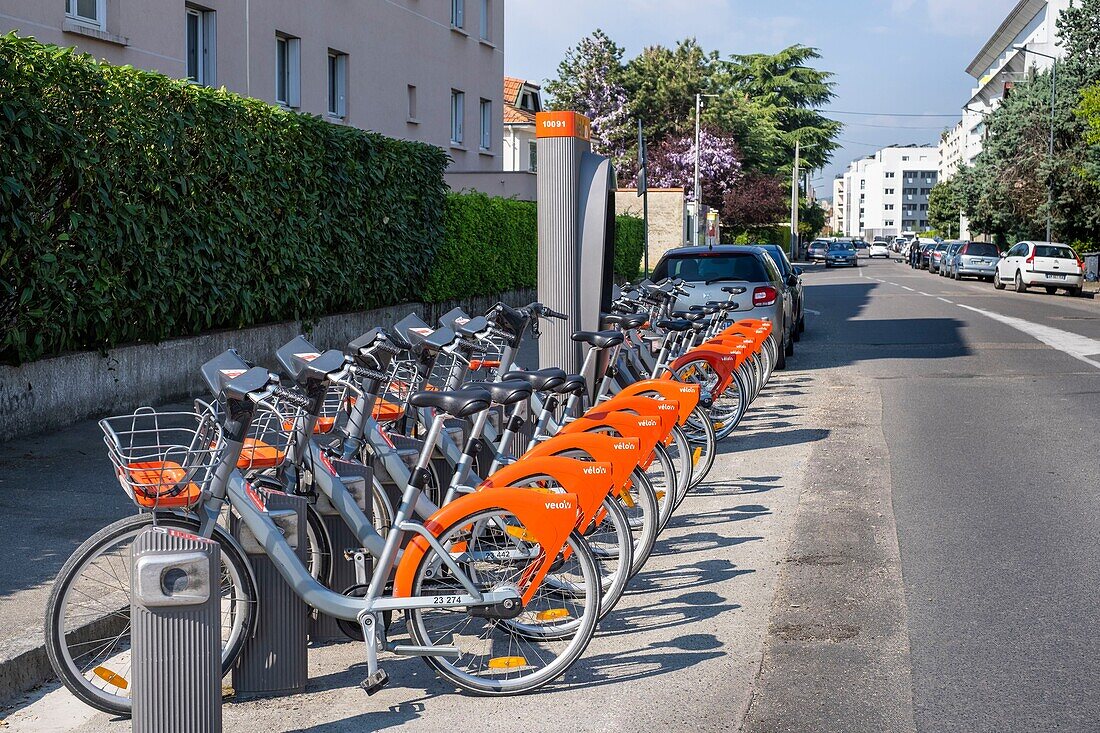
[535,111,592,141]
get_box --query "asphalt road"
[750,257,1100,732]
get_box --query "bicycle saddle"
[463,379,532,406]
[572,330,624,349]
[602,312,649,330]
[655,319,691,332]
[408,388,492,418]
[553,374,588,395]
[721,286,748,295]
[503,367,567,392]
[689,304,721,316]
[672,311,708,323]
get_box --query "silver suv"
[651,245,796,369]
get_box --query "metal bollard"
[131,526,222,733]
[309,459,373,642]
[232,490,308,697]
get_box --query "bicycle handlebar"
[271,385,312,410]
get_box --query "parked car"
[758,243,806,341]
[950,241,1000,281]
[807,240,830,262]
[993,241,1086,295]
[869,242,890,259]
[939,242,964,276]
[917,241,937,269]
[825,241,859,268]
[651,245,797,367]
[927,241,950,272]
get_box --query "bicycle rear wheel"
[44,512,256,717]
[405,511,600,695]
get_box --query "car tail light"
[753,286,778,307]
[1026,249,1035,267]
[1075,253,1085,270]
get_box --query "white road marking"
[955,303,1100,371]
[805,308,822,315]
[937,297,953,304]
[900,286,915,292]
[918,292,934,297]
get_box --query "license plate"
[1049,274,1066,280]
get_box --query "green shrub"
[0,34,448,364]
[424,193,538,302]
[613,215,645,281]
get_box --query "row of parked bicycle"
[902,238,1088,296]
[45,277,782,715]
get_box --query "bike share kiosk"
[535,111,616,380]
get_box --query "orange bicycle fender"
[478,456,614,528]
[613,380,700,423]
[586,395,678,441]
[392,486,580,604]
[521,433,641,493]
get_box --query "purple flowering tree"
[545,30,633,164]
[644,127,743,209]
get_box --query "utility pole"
[790,138,800,262]
[693,94,702,247]
[638,119,649,276]
[1016,45,1058,242]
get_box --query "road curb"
[0,644,53,708]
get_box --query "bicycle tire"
[44,512,256,717]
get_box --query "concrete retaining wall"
[0,289,535,442]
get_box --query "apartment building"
[840,145,939,240]
[0,0,504,171]
[831,176,846,235]
[941,0,1070,178]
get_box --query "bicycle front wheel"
[44,513,256,716]
[405,511,600,695]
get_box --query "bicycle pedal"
[360,670,389,695]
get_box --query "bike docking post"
[232,489,308,697]
[535,110,617,380]
[131,526,222,733]
[310,459,373,642]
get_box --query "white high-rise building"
[839,145,940,239]
[831,176,846,235]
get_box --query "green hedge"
[614,214,645,281]
[424,193,538,301]
[0,34,448,364]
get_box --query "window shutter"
[287,37,301,108]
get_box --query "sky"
[503,0,1021,197]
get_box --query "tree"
[725,45,843,171]
[622,38,718,143]
[645,127,742,209]
[928,180,962,239]
[721,173,788,231]
[1057,0,1100,85]
[544,30,634,163]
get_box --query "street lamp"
[790,138,817,262]
[693,93,719,246]
[1014,44,1058,243]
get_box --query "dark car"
[919,242,937,270]
[758,244,806,341]
[928,241,951,273]
[651,245,796,368]
[825,241,859,268]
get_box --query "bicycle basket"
[202,396,308,472]
[100,408,222,510]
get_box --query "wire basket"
[314,383,355,435]
[100,408,222,510]
[383,356,426,407]
[201,396,309,473]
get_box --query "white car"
[869,242,890,259]
[993,241,1085,296]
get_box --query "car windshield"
[652,252,769,283]
[829,243,855,251]
[810,241,827,249]
[965,243,999,257]
[760,246,791,276]
[1035,245,1076,259]
[935,243,949,251]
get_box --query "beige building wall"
[615,188,687,266]
[0,0,504,171]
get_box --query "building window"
[275,33,301,108]
[860,180,865,190]
[407,84,418,121]
[885,220,894,227]
[479,0,491,40]
[479,98,492,150]
[66,0,104,29]
[327,51,347,118]
[884,188,894,195]
[528,140,537,172]
[902,155,910,161]
[186,6,216,86]
[885,204,894,211]
[450,89,465,145]
[885,171,895,178]
[451,0,464,28]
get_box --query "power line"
[840,120,953,130]
[819,109,960,118]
